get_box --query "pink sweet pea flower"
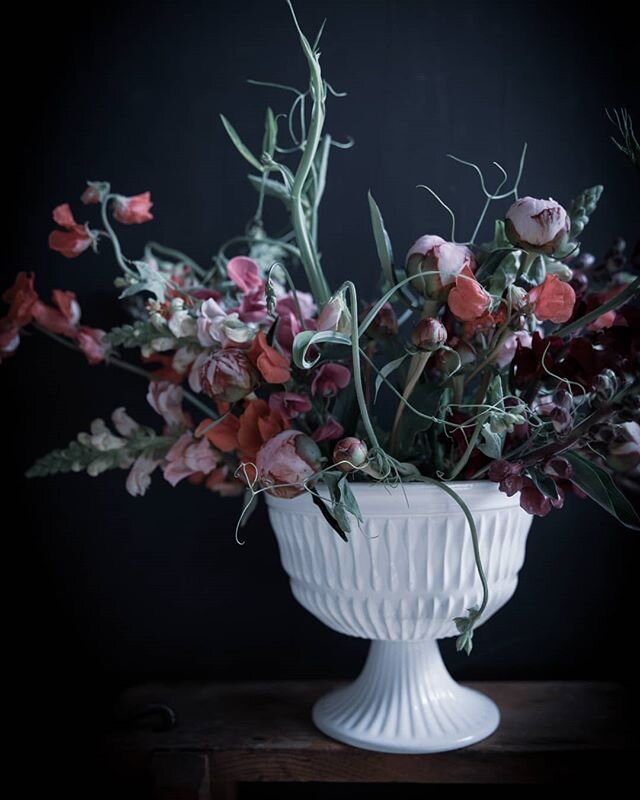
[32,300,78,337]
[255,430,322,498]
[447,266,492,322]
[587,310,616,331]
[80,181,109,205]
[147,381,186,427]
[275,311,305,354]
[275,291,316,320]
[0,319,20,362]
[3,272,38,326]
[238,288,268,323]
[311,417,345,443]
[48,203,96,258]
[76,327,108,364]
[227,256,263,293]
[112,192,154,224]
[268,392,312,420]
[528,274,576,323]
[163,432,220,486]
[311,363,351,397]
[52,289,81,325]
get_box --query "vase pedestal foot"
[312,640,499,754]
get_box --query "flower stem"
[100,194,136,277]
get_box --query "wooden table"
[104,681,629,795]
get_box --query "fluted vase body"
[266,481,532,753]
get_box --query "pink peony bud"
[256,430,322,498]
[112,192,154,224]
[189,349,257,403]
[411,317,447,350]
[406,236,476,297]
[505,197,569,254]
[333,437,368,472]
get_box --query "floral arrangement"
[3,3,638,652]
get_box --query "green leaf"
[291,329,352,369]
[119,261,169,303]
[527,469,559,500]
[477,423,504,459]
[374,354,408,402]
[367,191,394,287]
[518,254,546,289]
[565,452,640,530]
[262,107,277,159]
[337,475,364,524]
[487,251,521,295]
[311,493,348,541]
[220,113,263,172]
[247,174,291,207]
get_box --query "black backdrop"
[5,0,639,792]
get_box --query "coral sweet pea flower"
[2,272,38,326]
[248,331,291,384]
[528,274,576,323]
[112,192,154,224]
[48,203,96,258]
[447,267,492,322]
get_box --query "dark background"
[5,0,638,793]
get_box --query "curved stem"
[146,241,207,278]
[100,194,136,277]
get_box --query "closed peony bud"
[256,430,322,498]
[505,197,570,254]
[411,317,447,350]
[333,437,369,472]
[406,236,476,298]
[189,349,257,403]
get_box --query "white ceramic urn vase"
[265,481,533,754]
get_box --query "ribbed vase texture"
[266,481,532,753]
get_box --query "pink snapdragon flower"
[112,192,154,224]
[255,430,322,498]
[311,363,351,397]
[147,381,186,427]
[163,432,220,486]
[505,197,569,254]
[126,455,160,497]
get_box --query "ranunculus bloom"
[528,274,576,323]
[269,392,312,420]
[163,432,220,486]
[248,331,291,384]
[311,362,351,397]
[48,203,95,258]
[0,319,20,362]
[447,267,492,322]
[76,326,107,364]
[255,430,322,498]
[227,256,263,293]
[126,455,160,497]
[189,349,257,403]
[505,197,569,254]
[2,272,38,326]
[112,192,154,224]
[311,417,344,443]
[406,237,476,297]
[147,381,186,427]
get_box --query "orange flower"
[248,331,291,384]
[237,398,289,462]
[196,414,241,453]
[447,266,491,322]
[528,274,576,324]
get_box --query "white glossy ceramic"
[266,481,532,753]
